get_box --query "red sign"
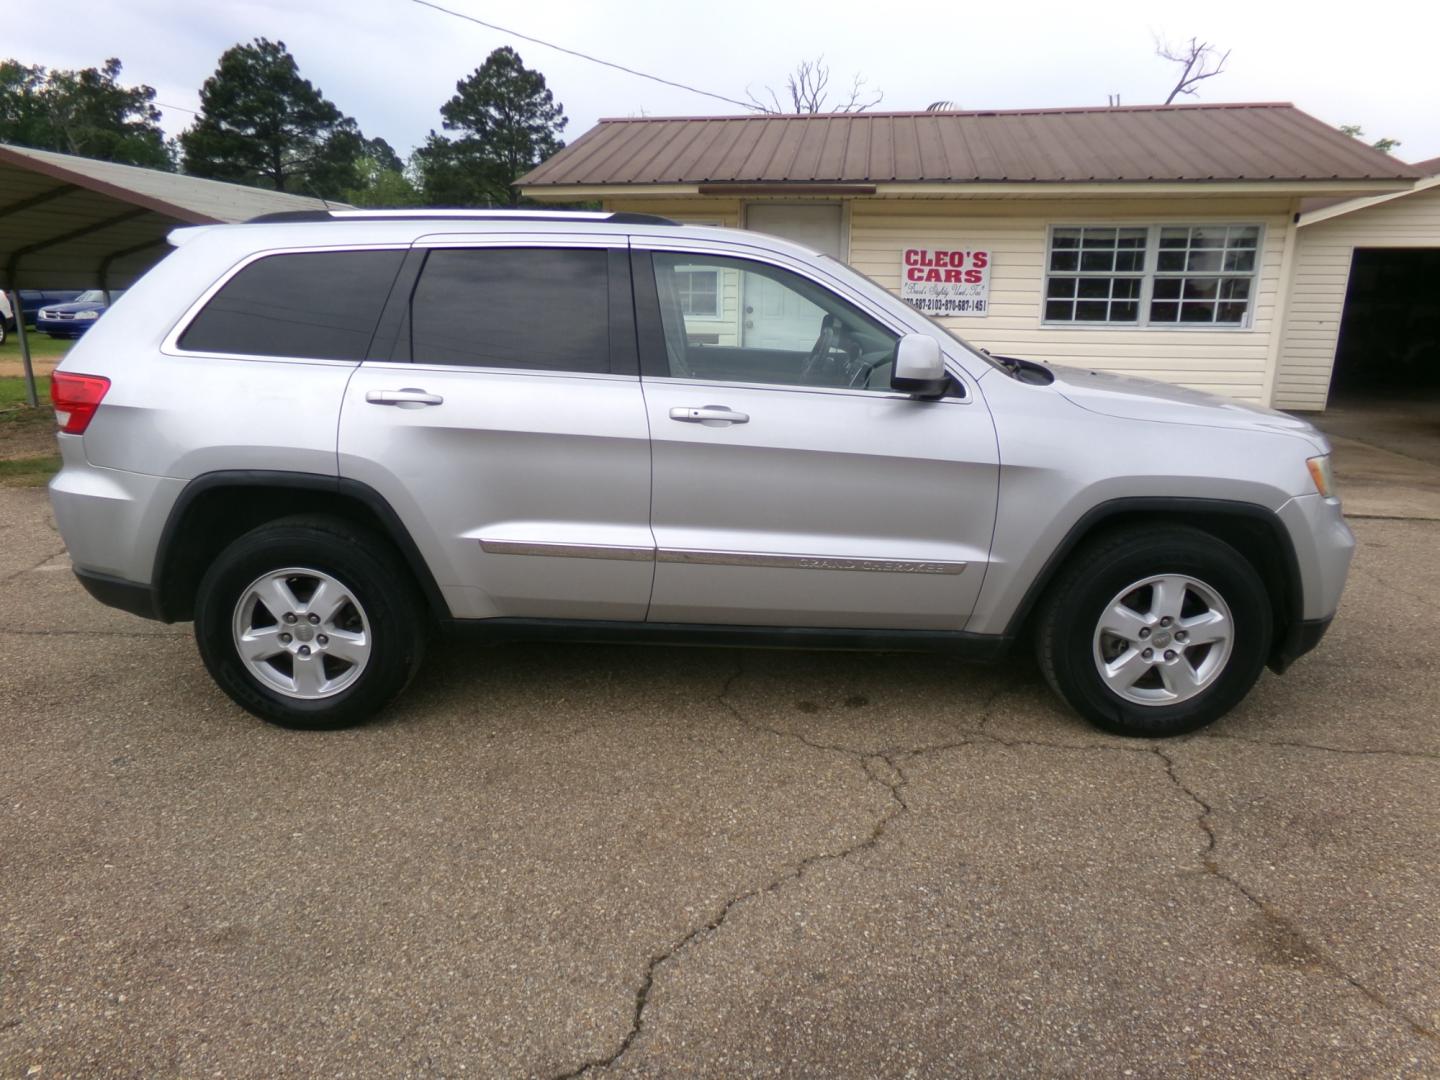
[900,247,990,316]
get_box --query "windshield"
[816,255,1008,372]
[74,290,107,303]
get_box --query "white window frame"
[1042,223,1265,331]
[670,217,727,322]
[672,264,722,318]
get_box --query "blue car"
[36,290,121,338]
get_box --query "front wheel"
[1036,526,1273,737]
[194,516,427,729]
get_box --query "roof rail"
[244,208,679,226]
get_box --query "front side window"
[409,247,610,373]
[650,252,899,392]
[178,249,405,360]
[1044,224,1261,328]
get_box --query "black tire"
[194,515,428,729]
[1035,526,1272,737]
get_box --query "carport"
[0,143,337,405]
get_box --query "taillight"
[51,372,111,435]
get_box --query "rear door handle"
[669,405,749,426]
[365,388,444,408]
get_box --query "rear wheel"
[1036,526,1272,737]
[194,516,427,729]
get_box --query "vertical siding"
[1273,184,1440,411]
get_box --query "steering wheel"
[848,358,884,390]
[800,316,840,382]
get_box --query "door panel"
[642,380,999,629]
[338,243,654,622]
[637,246,999,630]
[341,366,654,620]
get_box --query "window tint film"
[650,253,898,391]
[410,248,610,373]
[178,249,404,360]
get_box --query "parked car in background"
[36,290,122,338]
[18,289,82,325]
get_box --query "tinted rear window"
[409,248,609,373]
[178,249,404,360]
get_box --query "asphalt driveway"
[2,458,1438,1076]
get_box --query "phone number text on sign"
[900,248,990,317]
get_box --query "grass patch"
[0,333,72,362]
[0,453,59,487]
[0,375,52,411]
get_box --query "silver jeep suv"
[48,209,1353,736]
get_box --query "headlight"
[38,310,53,319]
[74,310,100,320]
[1307,455,1337,499]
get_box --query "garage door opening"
[1317,247,1440,468]
[1329,248,1440,397]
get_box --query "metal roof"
[520,103,1420,190]
[0,143,340,288]
[1411,155,1440,177]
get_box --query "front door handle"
[669,405,749,426]
[366,388,444,408]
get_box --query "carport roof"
[520,102,1420,193]
[0,143,340,288]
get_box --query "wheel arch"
[1003,497,1302,671]
[152,470,448,624]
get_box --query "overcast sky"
[8,0,1439,164]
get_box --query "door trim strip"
[479,539,653,562]
[658,548,967,575]
[480,538,966,575]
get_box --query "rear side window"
[409,248,609,373]
[178,249,405,360]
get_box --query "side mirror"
[890,334,950,398]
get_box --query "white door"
[743,204,845,350]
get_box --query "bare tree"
[1155,35,1230,104]
[747,57,882,114]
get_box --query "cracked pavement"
[2,481,1439,1077]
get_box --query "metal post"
[7,289,38,407]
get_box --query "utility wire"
[410,0,759,112]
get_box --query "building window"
[1150,225,1259,325]
[673,266,721,318]
[1044,224,1261,328]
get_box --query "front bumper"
[75,568,163,621]
[36,319,90,337]
[1268,615,1333,674]
[1276,493,1355,622]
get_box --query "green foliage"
[0,57,170,167]
[0,454,60,486]
[343,136,423,206]
[415,47,566,206]
[180,38,364,199]
[1340,124,1401,155]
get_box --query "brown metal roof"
[1411,155,1440,177]
[521,103,1420,188]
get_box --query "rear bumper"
[75,568,164,621]
[1268,615,1333,674]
